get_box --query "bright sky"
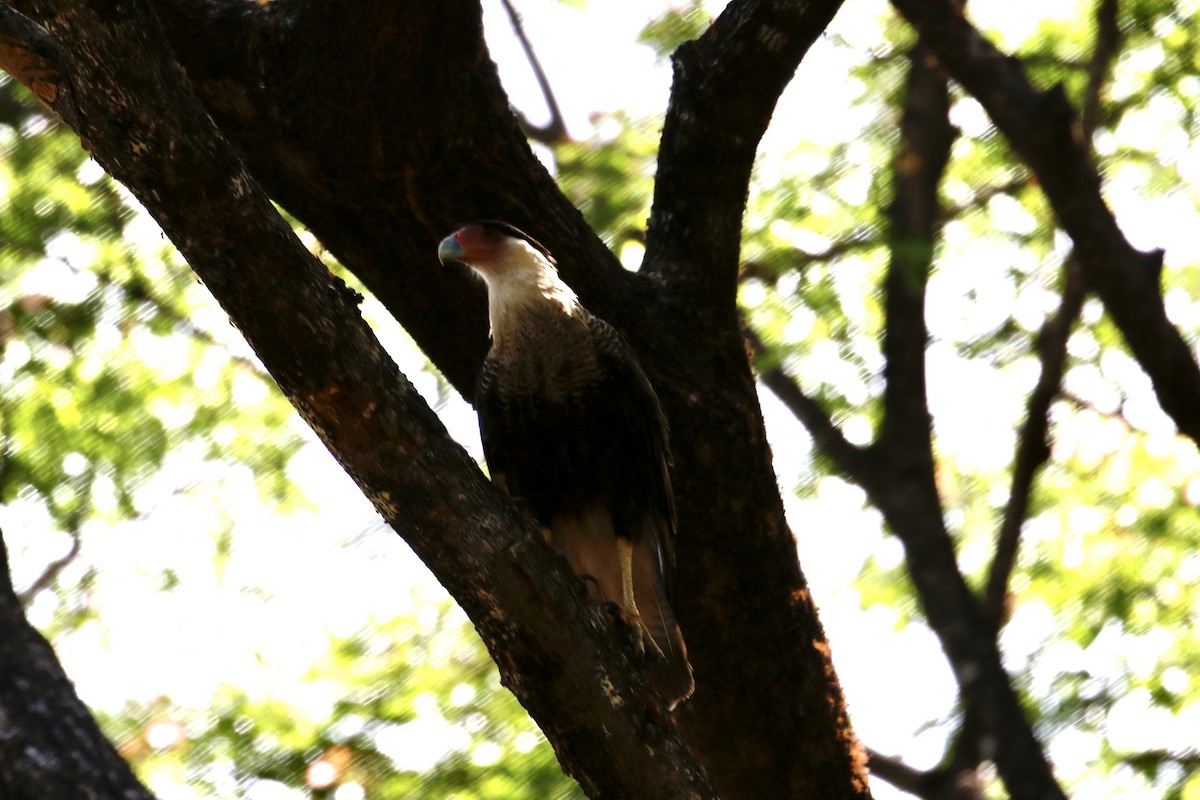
[5,1,1199,798]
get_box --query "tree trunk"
[0,532,158,800]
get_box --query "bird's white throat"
[475,249,584,345]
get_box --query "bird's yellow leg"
[617,537,663,659]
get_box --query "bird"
[438,220,694,709]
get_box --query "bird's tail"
[633,534,694,710]
[552,504,694,709]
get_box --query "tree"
[1,1,1198,798]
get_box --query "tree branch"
[891,0,1200,450]
[184,4,869,795]
[940,176,1032,225]
[1117,748,1200,770]
[867,748,986,800]
[741,235,884,284]
[746,326,874,479]
[16,530,81,609]
[1081,0,1119,142]
[870,46,1065,800]
[752,50,1059,797]
[499,0,568,144]
[877,44,955,458]
[147,0,630,399]
[741,175,1034,289]
[18,1,716,795]
[964,2,1117,772]
[980,0,1119,630]
[753,61,1050,798]
[0,529,158,800]
[643,0,844,319]
[866,749,930,796]
[983,262,1083,630]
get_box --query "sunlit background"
[2,0,1199,797]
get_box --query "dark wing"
[585,318,692,706]
[583,316,677,567]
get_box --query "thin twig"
[16,532,81,607]
[91,264,267,376]
[1081,0,1120,142]
[1117,749,1200,769]
[983,261,1085,629]
[499,0,568,144]
[743,177,1033,287]
[867,747,987,800]
[866,748,929,796]
[741,235,883,283]
[745,326,872,478]
[940,176,1032,220]
[984,0,1120,636]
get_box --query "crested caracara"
[438,220,693,709]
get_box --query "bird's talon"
[578,573,603,601]
[625,632,646,666]
[625,619,647,666]
[600,603,646,663]
[600,599,624,620]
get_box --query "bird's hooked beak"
[437,232,466,266]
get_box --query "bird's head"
[438,221,578,334]
[437,221,556,282]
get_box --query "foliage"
[638,1,712,60]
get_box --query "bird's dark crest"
[468,219,556,264]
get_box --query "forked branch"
[500,0,568,144]
[644,0,845,315]
[982,0,1118,629]
[892,0,1200,448]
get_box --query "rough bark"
[645,0,845,316]
[643,3,870,796]
[0,531,158,800]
